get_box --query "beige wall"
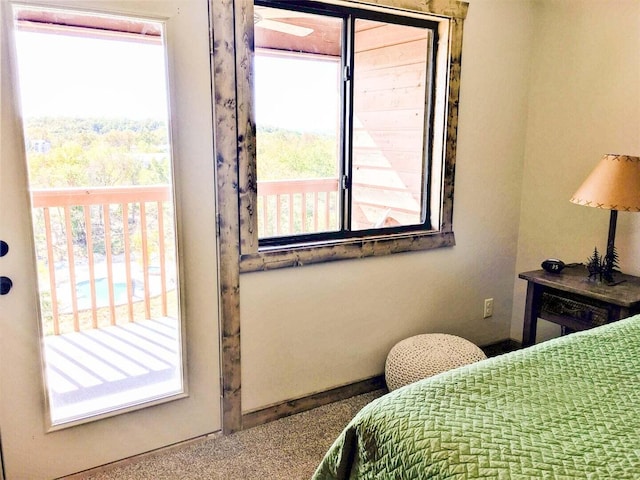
[240,0,535,412]
[512,0,640,342]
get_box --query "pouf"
[385,333,486,391]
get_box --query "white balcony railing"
[33,179,340,335]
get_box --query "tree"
[24,116,171,262]
[257,127,338,180]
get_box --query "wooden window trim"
[212,0,468,433]
[236,0,468,272]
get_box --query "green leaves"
[256,127,338,181]
[24,117,169,188]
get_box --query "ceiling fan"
[254,6,314,37]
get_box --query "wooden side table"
[519,265,640,347]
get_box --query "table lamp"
[570,154,640,274]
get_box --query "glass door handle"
[0,276,12,295]
[0,240,7,257]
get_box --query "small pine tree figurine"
[586,247,602,281]
[585,246,620,283]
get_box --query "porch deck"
[43,316,182,424]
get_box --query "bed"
[313,315,640,479]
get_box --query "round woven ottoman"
[385,334,486,391]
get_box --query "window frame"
[237,0,468,272]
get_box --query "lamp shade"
[570,154,640,212]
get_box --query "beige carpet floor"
[71,390,385,480]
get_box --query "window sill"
[239,230,455,272]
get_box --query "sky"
[15,29,339,133]
[254,54,340,134]
[15,31,169,120]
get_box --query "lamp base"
[606,210,618,264]
[604,210,620,283]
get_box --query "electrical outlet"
[483,298,494,318]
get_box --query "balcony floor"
[43,317,182,424]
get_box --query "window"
[238,0,468,271]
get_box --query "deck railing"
[31,185,175,335]
[257,178,340,237]
[33,179,339,335]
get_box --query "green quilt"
[313,316,640,479]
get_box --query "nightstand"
[519,265,640,347]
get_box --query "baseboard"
[241,339,523,430]
[241,375,387,430]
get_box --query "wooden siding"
[352,23,430,228]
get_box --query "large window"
[238,0,467,270]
